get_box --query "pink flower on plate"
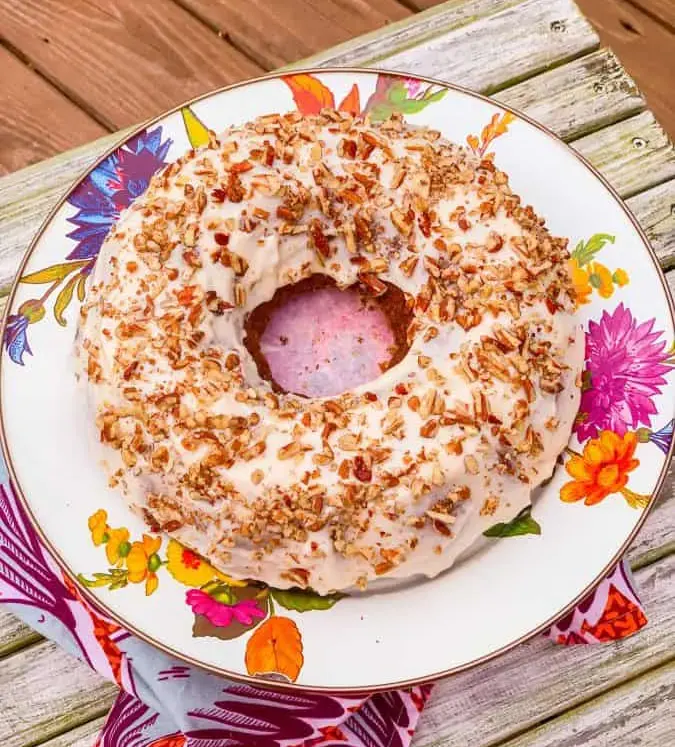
[403,78,423,97]
[186,589,265,628]
[576,304,672,442]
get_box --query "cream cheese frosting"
[76,110,584,594]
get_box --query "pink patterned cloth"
[0,286,648,747]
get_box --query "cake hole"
[244,274,412,398]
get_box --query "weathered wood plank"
[628,462,675,570]
[284,0,527,69]
[500,660,675,747]
[0,640,117,747]
[38,717,106,747]
[295,0,599,95]
[413,554,675,747]
[377,0,599,92]
[495,48,644,141]
[576,0,675,137]
[0,0,263,131]
[0,610,41,658]
[572,110,675,199]
[0,59,657,292]
[0,46,107,175]
[627,178,675,270]
[177,0,410,70]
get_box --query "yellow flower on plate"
[589,262,614,299]
[613,268,629,287]
[569,259,592,306]
[146,574,159,596]
[166,539,218,587]
[105,527,131,566]
[88,509,110,546]
[126,535,163,595]
[166,539,247,587]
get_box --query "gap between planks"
[0,44,109,176]
[496,658,675,747]
[575,0,675,137]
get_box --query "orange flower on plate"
[588,262,614,299]
[245,616,304,682]
[613,268,629,287]
[569,258,592,306]
[105,527,131,566]
[88,509,110,546]
[126,535,163,595]
[561,431,640,506]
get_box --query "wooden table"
[0,1,673,745]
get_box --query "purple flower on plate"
[576,304,672,442]
[5,314,31,365]
[66,127,172,262]
[186,589,266,628]
[637,418,674,455]
[3,299,45,365]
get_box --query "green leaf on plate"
[76,272,87,302]
[421,87,447,103]
[571,233,615,267]
[271,587,344,612]
[21,260,89,285]
[78,568,128,590]
[483,505,541,538]
[387,81,408,104]
[181,106,210,149]
[53,273,79,326]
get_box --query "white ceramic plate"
[2,69,674,692]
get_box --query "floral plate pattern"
[1,69,673,691]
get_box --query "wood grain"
[288,0,548,68]
[500,660,675,747]
[297,0,599,94]
[1,457,671,747]
[575,0,675,137]
[496,48,643,141]
[177,0,410,70]
[0,46,107,176]
[0,610,41,658]
[402,0,441,10]
[573,110,675,199]
[0,0,264,131]
[0,640,117,747]
[413,554,675,747]
[627,179,675,270]
[0,2,672,745]
[626,465,675,569]
[38,717,106,747]
[629,0,675,27]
